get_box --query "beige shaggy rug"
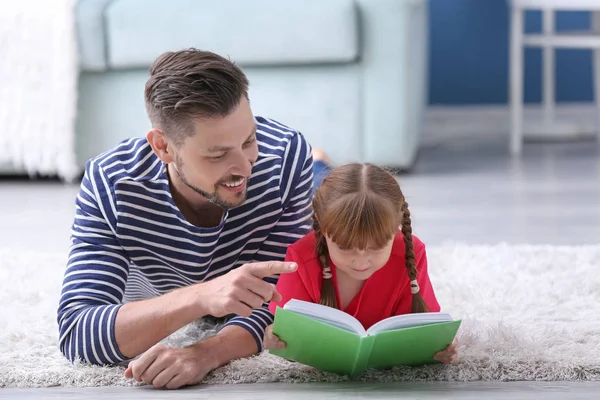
[1,243,599,388]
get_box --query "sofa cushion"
[104,0,359,69]
[76,0,115,71]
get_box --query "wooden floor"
[1,382,599,400]
[1,136,599,398]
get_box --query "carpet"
[1,243,599,388]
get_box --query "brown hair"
[313,163,429,313]
[144,48,249,144]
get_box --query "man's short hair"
[144,48,249,144]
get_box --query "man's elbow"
[58,333,121,366]
[57,312,124,366]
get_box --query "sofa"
[74,0,429,170]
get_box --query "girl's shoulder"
[288,231,320,263]
[391,231,426,257]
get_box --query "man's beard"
[173,162,247,209]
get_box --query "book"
[268,299,461,377]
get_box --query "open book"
[268,299,461,377]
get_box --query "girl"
[265,162,458,364]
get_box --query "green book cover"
[269,299,461,377]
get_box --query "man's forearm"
[190,325,259,370]
[115,285,208,359]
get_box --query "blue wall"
[428,0,594,105]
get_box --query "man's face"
[170,97,259,209]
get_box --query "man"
[57,48,327,389]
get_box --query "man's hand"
[197,261,297,318]
[263,324,286,350]
[434,337,459,364]
[124,343,216,389]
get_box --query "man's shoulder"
[255,116,311,159]
[84,137,162,185]
[250,117,313,201]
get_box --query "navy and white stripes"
[57,116,313,365]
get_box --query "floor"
[1,136,599,398]
[1,382,598,400]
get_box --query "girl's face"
[325,235,394,281]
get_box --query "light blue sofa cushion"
[104,0,359,69]
[76,0,114,71]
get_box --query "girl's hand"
[434,337,458,364]
[263,324,286,350]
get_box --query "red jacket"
[269,231,440,330]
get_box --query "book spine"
[349,335,375,377]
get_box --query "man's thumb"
[270,285,282,302]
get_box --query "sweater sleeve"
[56,160,130,365]
[221,132,314,352]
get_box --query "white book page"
[283,299,366,335]
[366,312,453,335]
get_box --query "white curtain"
[0,0,79,181]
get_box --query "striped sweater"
[57,116,314,365]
